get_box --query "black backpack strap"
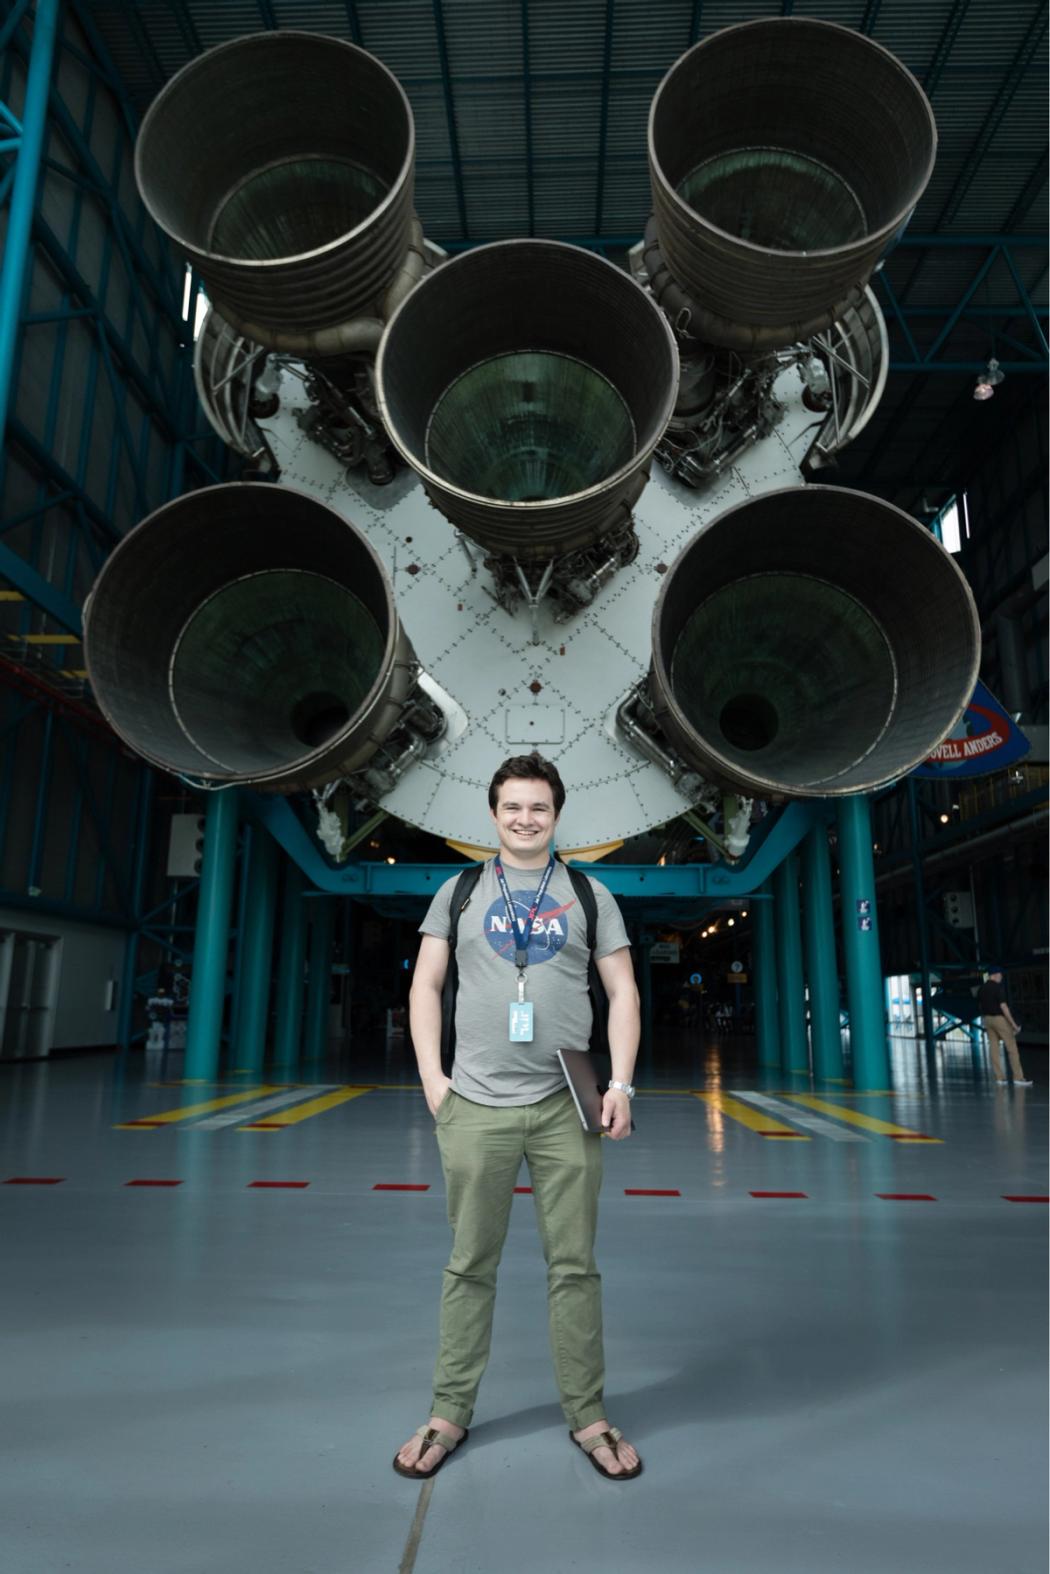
[565,864,610,1058]
[439,863,484,1074]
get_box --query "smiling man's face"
[490,777,557,865]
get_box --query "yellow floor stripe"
[114,1086,286,1127]
[7,632,80,643]
[693,1091,809,1137]
[782,1094,942,1141]
[238,1086,373,1126]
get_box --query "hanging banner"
[911,681,1030,780]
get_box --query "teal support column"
[273,861,307,1073]
[906,778,937,1054]
[233,827,279,1075]
[304,898,336,1067]
[773,852,808,1075]
[753,884,779,1070]
[184,790,240,1081]
[0,0,59,447]
[227,822,254,1057]
[801,823,845,1083]
[836,794,891,1091]
[118,767,154,1051]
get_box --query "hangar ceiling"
[81,0,1048,512]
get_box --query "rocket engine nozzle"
[647,486,980,798]
[135,32,416,353]
[375,239,679,562]
[83,485,424,792]
[648,18,936,348]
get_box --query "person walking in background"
[978,967,1031,1085]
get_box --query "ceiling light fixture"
[972,357,1004,401]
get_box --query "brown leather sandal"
[569,1425,643,1481]
[392,1424,469,1480]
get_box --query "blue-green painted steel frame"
[773,850,808,1075]
[273,859,306,1073]
[233,824,279,1074]
[837,795,891,1091]
[243,793,827,899]
[801,823,844,1082]
[0,0,57,448]
[184,788,239,1080]
[1,0,227,650]
[304,897,336,1065]
[753,880,779,1069]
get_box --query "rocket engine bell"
[375,240,679,567]
[643,487,981,799]
[648,18,936,349]
[82,485,442,794]
[134,32,419,357]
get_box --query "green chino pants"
[431,1086,607,1431]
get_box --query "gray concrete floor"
[1,1032,1046,1574]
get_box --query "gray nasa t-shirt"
[419,859,630,1107]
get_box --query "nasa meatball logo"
[484,889,576,965]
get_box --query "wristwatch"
[608,1079,635,1100]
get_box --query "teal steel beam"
[304,897,336,1065]
[936,6,1047,229]
[431,0,469,236]
[0,0,32,56]
[0,889,128,928]
[1003,149,1048,232]
[520,0,534,235]
[773,851,808,1075]
[244,794,824,898]
[26,709,54,893]
[753,880,779,1070]
[233,826,279,1075]
[0,0,58,445]
[593,0,615,234]
[922,245,1002,364]
[801,823,844,1082]
[55,720,133,917]
[836,796,891,1091]
[0,538,82,633]
[184,790,240,1080]
[118,767,154,1050]
[907,778,939,1050]
[227,821,253,1055]
[1000,243,1049,357]
[273,861,307,1072]
[341,2,363,46]
[888,360,1046,373]
[923,0,973,97]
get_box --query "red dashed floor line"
[3,1179,1046,1203]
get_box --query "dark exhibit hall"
[0,3,1046,1571]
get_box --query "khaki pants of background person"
[431,1086,606,1432]
[983,1014,1025,1080]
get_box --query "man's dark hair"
[488,752,566,816]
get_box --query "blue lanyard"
[494,855,555,972]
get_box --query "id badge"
[509,1001,534,1042]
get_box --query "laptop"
[557,1048,636,1135]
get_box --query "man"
[393,751,643,1483]
[977,967,1031,1085]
